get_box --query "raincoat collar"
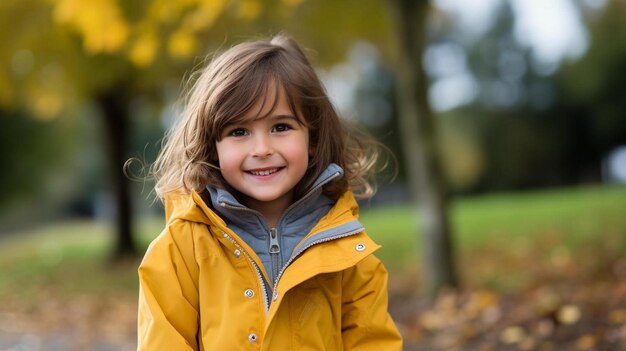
[206,163,343,235]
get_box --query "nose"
[251,133,273,157]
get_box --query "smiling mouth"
[248,168,282,176]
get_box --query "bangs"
[211,53,309,140]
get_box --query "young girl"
[137,34,402,350]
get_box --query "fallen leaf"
[500,326,525,344]
[481,305,502,327]
[608,308,626,325]
[556,304,581,325]
[534,288,561,314]
[536,318,555,337]
[576,334,596,350]
[519,336,536,350]
[419,310,445,331]
[539,341,556,351]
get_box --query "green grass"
[1,184,625,299]
[362,184,626,271]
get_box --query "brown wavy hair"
[151,34,382,202]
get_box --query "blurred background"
[1,0,625,350]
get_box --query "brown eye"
[272,123,292,132]
[228,128,248,137]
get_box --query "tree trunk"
[389,0,458,296]
[98,91,137,259]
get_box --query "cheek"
[288,137,311,167]
[215,142,239,172]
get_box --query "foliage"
[555,0,626,162]
[1,0,413,260]
[422,0,626,193]
[0,0,396,225]
[0,0,392,113]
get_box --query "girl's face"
[215,86,310,220]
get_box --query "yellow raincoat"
[137,190,402,350]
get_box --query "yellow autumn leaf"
[237,0,262,20]
[184,0,229,31]
[534,288,560,314]
[500,326,525,344]
[150,0,179,24]
[52,0,129,54]
[418,310,445,331]
[86,20,129,54]
[147,0,194,24]
[519,337,536,351]
[556,304,581,325]
[129,31,158,67]
[467,289,498,312]
[576,334,596,350]
[282,0,305,6]
[30,90,64,120]
[168,28,197,60]
[52,0,81,23]
[608,308,626,324]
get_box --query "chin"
[252,194,282,202]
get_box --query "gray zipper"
[269,227,280,284]
[218,170,342,286]
[219,202,276,284]
[216,168,347,306]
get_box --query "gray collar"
[207,163,343,236]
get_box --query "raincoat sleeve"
[341,254,403,350]
[137,224,200,350]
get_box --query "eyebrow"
[270,114,298,121]
[253,113,299,122]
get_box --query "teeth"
[250,168,279,176]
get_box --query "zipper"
[219,171,342,287]
[269,228,280,285]
[220,203,282,287]
[217,169,344,304]
[220,201,278,284]
[271,227,364,292]
[222,232,270,312]
[272,171,342,228]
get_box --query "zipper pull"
[269,228,281,288]
[269,228,280,254]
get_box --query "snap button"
[272,291,279,301]
[244,289,255,298]
[355,243,366,252]
[248,333,258,342]
[234,249,241,258]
